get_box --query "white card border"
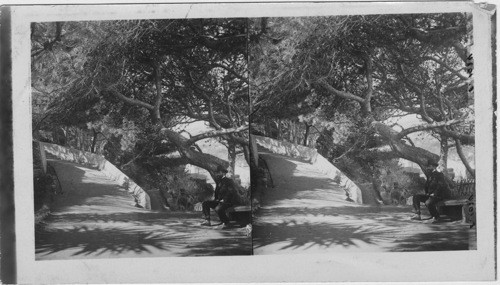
[9,1,496,283]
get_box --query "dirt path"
[253,152,475,254]
[35,159,251,260]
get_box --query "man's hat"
[216,165,228,173]
[427,159,439,167]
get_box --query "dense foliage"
[250,14,474,183]
[32,19,252,210]
[32,14,475,207]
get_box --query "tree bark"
[265,118,271,137]
[277,119,282,140]
[319,76,444,171]
[396,118,469,140]
[371,121,440,170]
[158,127,229,178]
[109,86,238,180]
[91,128,98,153]
[440,135,449,171]
[249,134,259,168]
[455,138,475,177]
[303,122,311,146]
[152,61,163,124]
[186,124,248,145]
[228,142,237,177]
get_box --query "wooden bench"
[195,201,251,227]
[227,205,252,226]
[436,179,475,225]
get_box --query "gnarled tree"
[33,19,251,179]
[250,14,474,182]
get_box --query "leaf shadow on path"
[253,205,473,253]
[180,231,253,256]
[254,152,473,253]
[46,160,133,209]
[36,226,171,257]
[37,159,252,258]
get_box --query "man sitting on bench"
[411,159,451,223]
[201,165,237,229]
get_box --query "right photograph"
[248,13,476,254]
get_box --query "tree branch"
[224,89,234,125]
[364,54,374,113]
[316,78,365,103]
[395,118,468,140]
[409,25,469,64]
[108,86,154,111]
[423,56,468,81]
[211,63,248,84]
[187,70,214,96]
[358,144,401,161]
[186,124,249,145]
[207,99,222,130]
[440,129,475,145]
[153,61,164,123]
[455,137,475,176]
[451,41,468,63]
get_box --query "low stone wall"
[39,141,151,209]
[254,135,319,163]
[100,161,151,210]
[144,188,168,211]
[358,183,380,205]
[254,135,363,204]
[39,141,105,169]
[313,155,363,204]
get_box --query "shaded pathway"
[36,159,251,260]
[253,152,475,254]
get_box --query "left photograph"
[31,19,251,260]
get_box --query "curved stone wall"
[38,141,151,209]
[312,155,363,204]
[254,135,319,163]
[254,135,363,204]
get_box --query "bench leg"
[462,202,475,225]
[437,204,465,222]
[461,204,467,224]
[436,204,443,216]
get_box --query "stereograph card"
[0,0,496,283]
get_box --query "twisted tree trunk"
[303,122,311,146]
[371,121,440,171]
[455,138,475,177]
[158,127,230,178]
